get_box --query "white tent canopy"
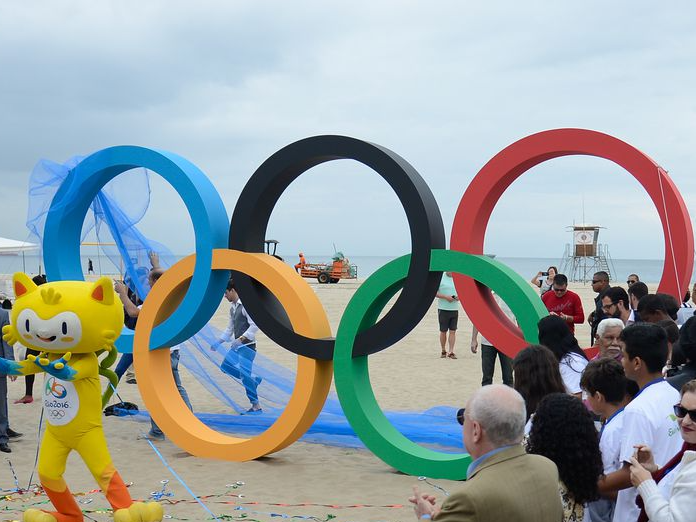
[0,236,38,254]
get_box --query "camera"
[541,271,549,276]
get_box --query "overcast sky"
[1,1,695,261]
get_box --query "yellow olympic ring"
[133,249,333,460]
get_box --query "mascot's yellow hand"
[2,324,19,345]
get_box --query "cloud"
[1,1,695,261]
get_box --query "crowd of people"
[417,271,696,522]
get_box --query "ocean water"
[2,253,693,285]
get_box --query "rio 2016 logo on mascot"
[0,274,163,522]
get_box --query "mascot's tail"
[99,348,119,407]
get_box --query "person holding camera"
[531,266,558,296]
[436,272,460,359]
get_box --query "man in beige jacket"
[409,385,562,522]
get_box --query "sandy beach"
[0,278,656,522]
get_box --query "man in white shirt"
[211,279,262,413]
[597,323,681,522]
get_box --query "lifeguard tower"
[559,224,616,283]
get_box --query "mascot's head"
[11,274,124,354]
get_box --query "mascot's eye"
[25,319,30,332]
[62,322,68,335]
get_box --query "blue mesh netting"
[26,156,463,452]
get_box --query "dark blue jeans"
[220,344,259,406]
[114,353,134,380]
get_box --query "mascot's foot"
[114,502,163,522]
[23,509,58,522]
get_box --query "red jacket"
[541,290,585,333]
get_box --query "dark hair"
[676,316,696,362]
[604,287,629,311]
[513,344,566,419]
[1,299,11,310]
[656,293,680,321]
[620,323,668,373]
[628,282,649,301]
[593,271,609,282]
[580,357,628,403]
[657,319,680,345]
[537,315,589,363]
[637,294,668,315]
[684,290,692,305]
[527,393,602,505]
[553,273,568,286]
[226,279,236,292]
[547,266,558,274]
[32,274,47,285]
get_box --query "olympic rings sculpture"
[42,129,693,480]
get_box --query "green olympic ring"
[333,249,548,479]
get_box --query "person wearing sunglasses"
[588,271,611,345]
[626,274,640,286]
[629,379,696,522]
[409,385,562,522]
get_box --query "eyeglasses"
[553,287,567,292]
[627,280,638,285]
[456,408,466,425]
[673,403,696,422]
[602,301,618,311]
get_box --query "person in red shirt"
[541,274,585,333]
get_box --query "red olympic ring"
[451,128,693,359]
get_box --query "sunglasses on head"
[673,403,696,422]
[456,408,466,425]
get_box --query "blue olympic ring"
[43,146,229,350]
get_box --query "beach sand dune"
[0,280,653,521]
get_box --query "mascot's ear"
[91,277,115,305]
[13,273,38,300]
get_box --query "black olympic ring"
[229,135,445,360]
[49,409,66,418]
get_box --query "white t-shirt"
[613,380,681,522]
[559,351,588,394]
[600,409,625,475]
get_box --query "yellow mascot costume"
[0,274,163,522]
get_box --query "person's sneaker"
[137,431,165,441]
[243,407,263,415]
[6,429,23,439]
[0,443,11,453]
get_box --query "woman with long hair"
[538,314,589,397]
[527,393,603,522]
[513,344,566,428]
